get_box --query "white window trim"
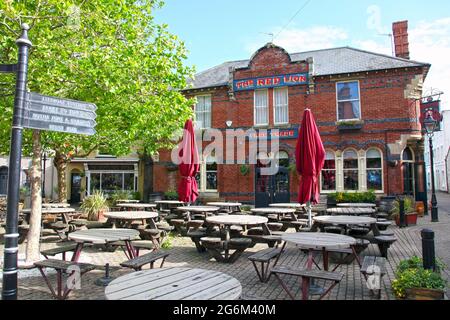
[320,150,337,193]
[197,156,218,192]
[254,89,269,126]
[87,170,136,195]
[273,87,289,125]
[336,80,362,122]
[194,94,212,129]
[342,148,360,192]
[365,148,384,193]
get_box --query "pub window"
[321,151,336,191]
[274,87,289,124]
[194,95,212,129]
[366,148,383,191]
[198,154,218,192]
[336,81,361,121]
[343,149,359,190]
[254,89,269,126]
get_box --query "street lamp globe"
[423,112,437,136]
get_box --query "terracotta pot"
[405,288,445,300]
[395,212,418,226]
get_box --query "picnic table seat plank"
[120,250,170,271]
[248,247,282,282]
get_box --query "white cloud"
[245,25,348,55]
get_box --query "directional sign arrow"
[27,92,97,112]
[23,110,97,128]
[22,118,96,136]
[25,102,97,120]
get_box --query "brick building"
[152,21,431,206]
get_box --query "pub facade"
[153,21,431,206]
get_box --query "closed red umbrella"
[178,119,200,203]
[295,109,325,224]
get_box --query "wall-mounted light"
[226,120,233,128]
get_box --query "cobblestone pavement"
[1,193,449,300]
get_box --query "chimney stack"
[393,21,410,59]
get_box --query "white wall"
[425,109,450,192]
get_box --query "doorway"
[402,148,415,196]
[255,152,290,207]
[70,172,82,204]
[0,166,8,195]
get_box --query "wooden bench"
[248,247,282,282]
[34,259,96,300]
[376,221,392,231]
[374,235,397,258]
[40,243,79,261]
[110,240,155,256]
[360,256,387,299]
[187,230,207,253]
[120,250,170,271]
[271,265,344,300]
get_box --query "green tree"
[0,0,194,263]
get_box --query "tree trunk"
[54,152,67,203]
[25,130,42,265]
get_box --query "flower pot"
[395,212,418,226]
[405,288,445,300]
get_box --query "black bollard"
[95,263,113,286]
[399,197,406,228]
[421,229,436,271]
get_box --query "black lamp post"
[42,151,47,199]
[423,112,439,222]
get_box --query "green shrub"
[164,189,178,200]
[392,256,447,299]
[161,232,176,249]
[327,190,376,204]
[109,190,133,206]
[391,196,416,218]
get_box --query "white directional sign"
[23,92,97,135]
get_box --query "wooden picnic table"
[281,232,359,271]
[205,215,269,263]
[42,203,71,208]
[326,207,377,216]
[116,203,157,211]
[116,199,140,204]
[251,207,298,222]
[105,267,242,300]
[206,202,242,213]
[103,211,159,228]
[21,207,76,224]
[336,203,376,208]
[313,215,379,237]
[176,206,220,220]
[68,228,140,261]
[269,203,306,210]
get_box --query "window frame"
[342,148,360,191]
[320,150,337,193]
[336,80,362,122]
[273,87,289,125]
[365,148,384,192]
[254,89,269,127]
[194,94,212,129]
[197,154,218,192]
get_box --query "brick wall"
[153,45,427,202]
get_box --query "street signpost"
[1,25,97,300]
[23,92,97,135]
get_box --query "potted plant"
[80,190,109,221]
[391,196,418,226]
[392,256,447,300]
[164,189,178,200]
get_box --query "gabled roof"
[186,46,430,91]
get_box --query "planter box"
[395,212,418,226]
[405,288,445,300]
[337,121,364,132]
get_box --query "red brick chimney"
[392,20,410,59]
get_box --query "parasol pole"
[306,201,312,228]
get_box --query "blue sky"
[155,1,450,108]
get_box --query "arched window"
[401,147,415,195]
[343,149,359,190]
[321,151,336,191]
[402,148,414,161]
[366,149,383,191]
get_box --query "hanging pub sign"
[233,72,308,91]
[419,100,443,131]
